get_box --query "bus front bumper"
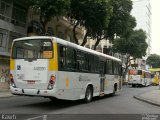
[128,81,142,85]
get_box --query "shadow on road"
[18,94,119,111]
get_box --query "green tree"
[93,0,136,50]
[68,0,112,45]
[113,29,148,75]
[27,0,70,34]
[146,54,160,68]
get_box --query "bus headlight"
[10,74,16,88]
[47,75,56,90]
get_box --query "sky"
[151,0,160,55]
[132,0,160,55]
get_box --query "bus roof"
[13,36,121,62]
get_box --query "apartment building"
[0,0,27,88]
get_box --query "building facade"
[0,0,27,89]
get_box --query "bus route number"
[43,42,51,46]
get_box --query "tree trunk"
[40,15,48,35]
[73,22,79,44]
[81,31,88,46]
[94,38,101,50]
[122,55,131,84]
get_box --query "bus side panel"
[55,71,100,100]
[104,75,115,94]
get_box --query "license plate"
[27,80,35,84]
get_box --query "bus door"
[100,61,105,93]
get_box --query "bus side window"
[66,47,76,70]
[138,70,142,75]
[119,63,122,76]
[59,46,65,69]
[90,55,94,72]
[108,59,113,74]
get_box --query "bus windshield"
[129,69,142,75]
[12,39,53,59]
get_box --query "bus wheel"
[132,84,136,87]
[49,97,58,102]
[111,84,117,96]
[84,86,93,103]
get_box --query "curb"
[0,89,10,92]
[133,95,160,107]
[0,89,15,98]
[0,93,15,98]
[0,95,14,98]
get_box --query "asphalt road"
[0,86,160,120]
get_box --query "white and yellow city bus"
[128,69,152,87]
[149,68,160,85]
[10,36,122,102]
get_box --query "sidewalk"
[0,89,14,98]
[134,89,160,107]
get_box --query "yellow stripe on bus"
[10,59,15,70]
[66,77,69,89]
[48,42,58,71]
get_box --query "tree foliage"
[113,29,147,58]
[93,0,136,50]
[146,54,160,68]
[107,0,135,39]
[27,0,137,50]
[68,0,136,48]
[113,29,148,74]
[27,0,70,34]
[68,0,112,45]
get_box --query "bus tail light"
[10,74,16,88]
[47,75,56,90]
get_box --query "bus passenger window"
[17,48,24,58]
[138,70,142,75]
[59,46,65,68]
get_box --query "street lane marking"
[26,115,47,120]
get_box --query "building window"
[0,33,3,47]
[57,32,64,39]
[0,0,27,27]
[8,36,17,50]
[12,3,27,27]
[27,20,43,35]
[0,0,12,21]
[46,27,54,36]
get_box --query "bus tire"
[112,84,117,96]
[49,97,58,102]
[84,86,93,103]
[132,84,136,87]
